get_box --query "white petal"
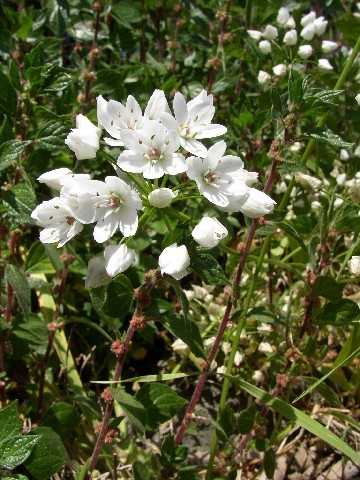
[104,244,135,277]
[173,92,188,124]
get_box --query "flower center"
[108,197,121,208]
[66,216,75,225]
[204,171,220,184]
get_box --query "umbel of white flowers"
[32,89,275,284]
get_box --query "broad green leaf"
[0,401,21,442]
[246,307,277,324]
[0,435,40,469]
[189,247,229,285]
[133,460,150,480]
[218,405,235,439]
[36,121,71,151]
[2,183,37,223]
[313,276,343,303]
[275,221,309,259]
[49,5,68,35]
[135,383,187,430]
[225,375,360,464]
[301,377,342,408]
[39,402,81,440]
[0,140,31,172]
[0,70,17,116]
[111,2,142,25]
[161,435,188,466]
[11,314,49,355]
[5,265,31,318]
[161,314,205,359]
[319,299,359,325]
[25,427,67,480]
[110,388,147,436]
[288,70,307,105]
[264,449,276,479]
[237,405,257,434]
[303,128,353,149]
[335,14,360,40]
[24,242,56,275]
[90,274,134,321]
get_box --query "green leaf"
[225,375,360,465]
[264,449,276,479]
[246,307,277,324]
[303,128,353,149]
[11,314,49,355]
[166,277,189,317]
[189,247,229,285]
[39,402,81,440]
[0,70,17,116]
[36,121,71,151]
[288,70,307,105]
[319,299,359,325]
[49,5,68,35]
[161,314,205,359]
[132,460,150,480]
[218,405,235,439]
[0,435,40,469]
[335,13,360,40]
[301,377,342,408]
[0,140,31,172]
[313,276,343,303]
[24,242,56,274]
[237,404,257,434]
[8,60,21,90]
[110,388,147,436]
[161,435,188,466]
[5,265,31,319]
[0,401,22,442]
[25,427,67,480]
[275,221,309,259]
[135,383,187,430]
[90,274,134,321]
[2,183,37,222]
[111,2,142,25]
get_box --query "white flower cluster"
[251,6,345,85]
[32,89,276,283]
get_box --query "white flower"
[259,40,271,54]
[258,341,273,353]
[295,172,322,192]
[301,11,316,27]
[148,188,178,208]
[159,243,190,280]
[283,29,297,46]
[240,188,276,218]
[284,16,296,29]
[221,342,232,355]
[74,176,142,243]
[97,91,170,147]
[234,352,243,366]
[31,197,83,248]
[349,256,360,276]
[191,217,228,248]
[65,114,101,160]
[252,370,264,383]
[300,23,316,41]
[37,168,72,190]
[355,94,360,105]
[298,45,313,59]
[118,120,187,179]
[340,149,350,161]
[160,90,227,156]
[85,257,112,288]
[273,63,287,76]
[277,7,290,25]
[262,25,278,40]
[104,244,135,277]
[336,173,346,186]
[258,70,271,85]
[172,338,189,356]
[333,197,344,207]
[186,141,250,207]
[322,40,338,53]
[314,17,327,36]
[247,29,262,42]
[318,58,333,70]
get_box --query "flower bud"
[301,11,316,27]
[322,40,338,53]
[300,23,315,41]
[104,244,135,277]
[284,16,296,29]
[277,7,290,25]
[191,217,228,248]
[159,244,190,280]
[37,168,72,190]
[298,45,313,59]
[272,63,287,76]
[257,70,271,85]
[65,114,101,160]
[240,188,276,218]
[349,256,360,276]
[148,188,177,208]
[262,25,278,40]
[314,17,327,36]
[318,58,333,70]
[295,172,322,192]
[355,94,360,105]
[259,40,271,54]
[340,149,349,161]
[247,29,262,42]
[283,29,297,46]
